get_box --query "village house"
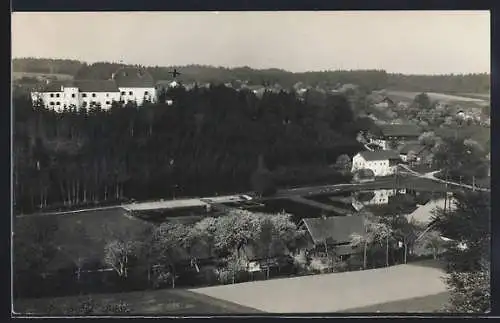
[235,243,293,277]
[31,67,158,111]
[351,150,401,177]
[297,215,365,264]
[398,143,428,164]
[373,96,395,109]
[366,124,423,150]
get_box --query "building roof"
[377,124,422,138]
[399,143,427,155]
[74,80,120,92]
[38,80,73,92]
[240,243,290,261]
[301,216,365,245]
[113,67,155,88]
[35,80,120,93]
[406,198,456,225]
[358,150,401,161]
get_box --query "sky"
[12,11,490,75]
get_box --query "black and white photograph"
[11,10,491,315]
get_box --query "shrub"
[218,269,233,285]
[346,255,364,271]
[292,253,309,274]
[331,260,349,273]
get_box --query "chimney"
[111,73,115,80]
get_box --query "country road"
[17,167,485,218]
[397,164,490,193]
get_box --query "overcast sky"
[12,11,490,75]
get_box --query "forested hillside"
[12,58,490,93]
[13,85,364,214]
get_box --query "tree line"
[13,58,490,93]
[13,85,363,214]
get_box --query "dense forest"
[13,58,490,94]
[13,84,364,214]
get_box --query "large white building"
[351,150,401,177]
[30,67,159,112]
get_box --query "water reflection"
[352,189,407,207]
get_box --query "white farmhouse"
[30,67,158,112]
[351,150,401,177]
[112,67,157,106]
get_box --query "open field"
[190,260,448,313]
[15,208,152,271]
[456,93,490,100]
[14,288,263,315]
[15,260,448,315]
[343,292,450,313]
[12,71,74,81]
[385,91,488,104]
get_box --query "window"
[50,94,54,98]
[82,93,87,98]
[121,91,126,95]
[106,101,110,105]
[91,101,96,106]
[106,93,109,97]
[56,93,60,98]
[92,93,96,97]
[56,102,60,105]
[129,91,133,95]
[49,102,54,105]
[71,94,76,98]
[144,91,149,95]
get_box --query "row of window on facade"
[48,100,114,106]
[49,91,150,98]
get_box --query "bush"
[308,257,329,273]
[152,269,172,289]
[292,253,309,274]
[346,255,364,271]
[218,269,234,285]
[331,260,349,273]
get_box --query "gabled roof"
[240,243,290,261]
[113,67,155,88]
[74,80,119,92]
[38,81,73,92]
[377,124,422,138]
[35,80,120,93]
[399,143,427,155]
[358,150,401,161]
[300,216,365,245]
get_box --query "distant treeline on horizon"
[12,57,491,94]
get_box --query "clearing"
[12,71,74,81]
[190,260,448,313]
[15,260,448,315]
[385,91,488,105]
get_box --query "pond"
[254,188,451,224]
